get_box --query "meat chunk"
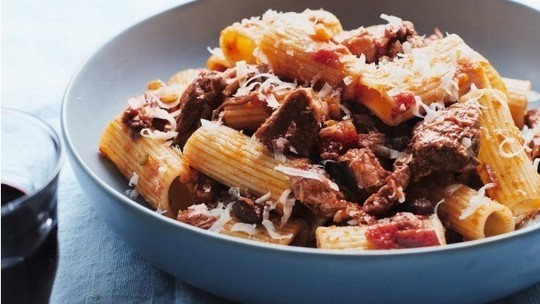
[254,88,326,156]
[318,119,359,159]
[231,196,263,224]
[336,20,418,63]
[363,156,411,216]
[287,163,375,225]
[524,109,540,161]
[190,170,226,207]
[408,102,480,182]
[365,212,441,249]
[177,209,216,229]
[121,107,153,139]
[173,70,227,147]
[525,109,540,128]
[339,148,389,193]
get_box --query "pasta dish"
[99,9,540,250]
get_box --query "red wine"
[2,182,58,304]
[2,183,26,205]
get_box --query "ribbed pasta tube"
[502,77,531,128]
[461,89,540,223]
[182,122,291,211]
[222,100,271,130]
[258,23,358,89]
[219,9,343,66]
[357,34,492,125]
[435,185,515,240]
[221,217,306,245]
[99,118,191,218]
[316,225,376,250]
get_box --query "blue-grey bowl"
[62,0,540,303]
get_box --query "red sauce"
[391,91,415,120]
[365,221,439,249]
[311,47,341,67]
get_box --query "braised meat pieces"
[173,71,228,147]
[255,88,326,157]
[408,102,480,182]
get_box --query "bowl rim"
[61,0,540,257]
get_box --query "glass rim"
[1,107,64,215]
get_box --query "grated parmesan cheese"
[380,13,402,26]
[274,165,340,191]
[459,183,495,219]
[318,83,334,98]
[255,192,272,205]
[261,203,293,240]
[461,137,472,148]
[125,188,139,199]
[140,128,179,141]
[498,137,525,158]
[208,203,234,232]
[231,223,258,236]
[343,76,353,86]
[128,95,146,109]
[128,172,139,187]
[278,189,295,227]
[431,199,446,245]
[155,205,167,215]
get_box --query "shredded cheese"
[498,137,525,158]
[209,203,234,232]
[278,189,295,227]
[128,172,139,187]
[380,13,402,26]
[459,183,495,219]
[125,189,139,199]
[431,199,446,245]
[274,165,340,191]
[231,223,258,235]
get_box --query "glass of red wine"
[2,108,63,304]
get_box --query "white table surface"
[2,0,540,303]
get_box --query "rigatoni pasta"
[99,9,540,250]
[462,89,540,223]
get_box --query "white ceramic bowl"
[62,1,540,303]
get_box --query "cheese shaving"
[155,205,167,215]
[498,137,525,158]
[261,203,293,240]
[380,14,402,26]
[140,128,178,141]
[461,137,472,148]
[274,165,339,191]
[318,83,334,98]
[128,95,146,109]
[231,223,258,236]
[278,189,295,227]
[444,184,463,195]
[209,203,234,232]
[459,183,495,219]
[265,94,280,109]
[254,192,272,204]
[343,76,353,85]
[431,199,446,245]
[128,172,139,187]
[125,189,139,199]
[206,46,224,57]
